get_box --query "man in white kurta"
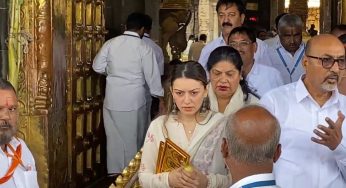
[92,13,164,174]
[198,0,272,75]
[260,34,346,187]
[266,14,305,84]
[142,14,165,122]
[229,26,284,97]
[0,79,38,188]
[142,33,164,75]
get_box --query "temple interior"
[0,0,346,187]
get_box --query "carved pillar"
[342,0,346,24]
[320,0,332,33]
[198,0,211,41]
[20,0,68,187]
[289,0,308,30]
[212,2,219,40]
[278,0,285,14]
[0,0,9,79]
[145,0,161,42]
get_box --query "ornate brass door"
[67,0,107,187]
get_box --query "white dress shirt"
[143,33,164,75]
[260,78,346,188]
[230,173,278,188]
[246,62,284,97]
[264,35,279,48]
[93,31,164,111]
[0,138,39,188]
[198,36,272,74]
[266,41,305,84]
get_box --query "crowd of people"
[77,0,346,187]
[1,0,346,187]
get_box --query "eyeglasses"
[229,41,252,48]
[306,55,346,70]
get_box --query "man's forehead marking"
[5,97,13,107]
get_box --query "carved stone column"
[212,2,219,40]
[289,0,308,30]
[198,0,211,41]
[342,0,346,24]
[19,0,68,187]
[320,0,332,33]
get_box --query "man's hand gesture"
[312,111,345,150]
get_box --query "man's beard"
[322,74,339,91]
[0,121,16,146]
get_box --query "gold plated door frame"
[66,0,107,187]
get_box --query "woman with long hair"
[139,61,230,188]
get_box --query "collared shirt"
[264,35,279,48]
[266,41,305,84]
[0,138,38,188]
[260,77,346,188]
[93,31,164,111]
[246,62,284,97]
[143,33,164,75]
[198,36,272,75]
[230,173,278,188]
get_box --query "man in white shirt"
[92,12,164,175]
[198,0,272,74]
[260,34,346,188]
[229,26,284,97]
[142,14,165,120]
[222,105,281,188]
[266,14,305,84]
[264,13,288,48]
[143,14,164,76]
[0,79,39,188]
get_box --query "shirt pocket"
[24,171,39,188]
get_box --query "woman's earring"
[172,102,178,115]
[199,97,208,117]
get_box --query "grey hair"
[277,14,303,30]
[224,105,281,164]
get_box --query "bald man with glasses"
[260,34,346,188]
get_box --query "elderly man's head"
[222,105,281,179]
[303,34,346,93]
[0,79,18,147]
[277,14,303,55]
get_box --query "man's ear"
[221,138,229,158]
[273,144,281,163]
[240,13,245,24]
[302,56,309,71]
[253,42,258,53]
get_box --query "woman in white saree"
[138,61,230,188]
[206,46,259,115]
